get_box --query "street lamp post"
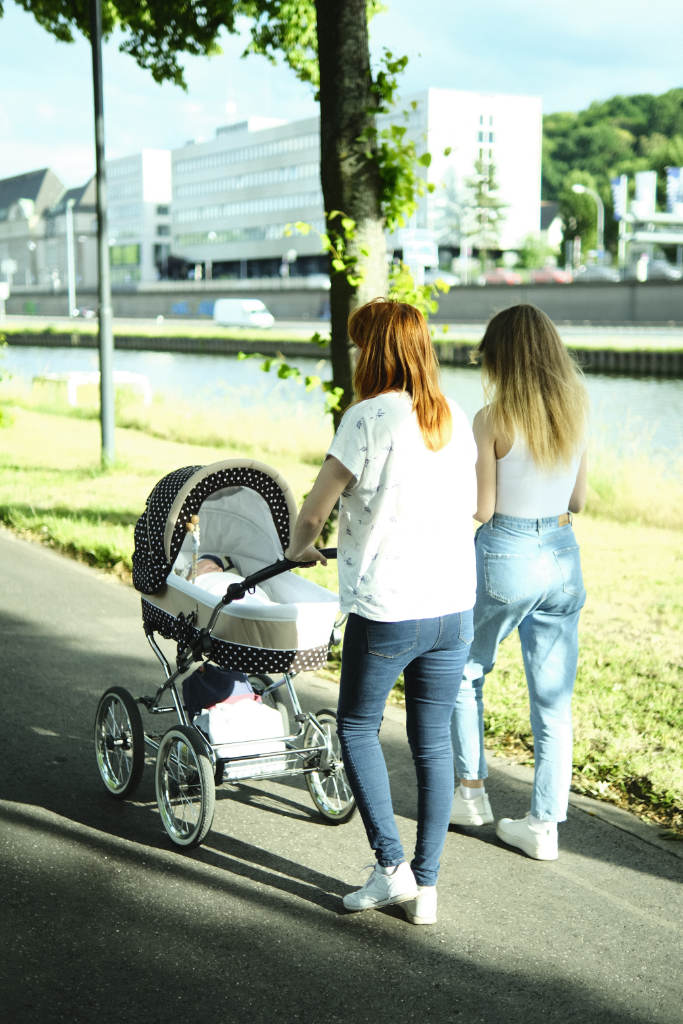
[206,230,217,280]
[280,248,297,278]
[89,0,115,467]
[572,183,605,264]
[65,198,77,315]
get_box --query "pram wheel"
[155,725,216,848]
[304,709,356,824]
[94,686,145,798]
[248,674,290,734]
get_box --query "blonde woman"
[450,304,588,860]
[286,299,477,924]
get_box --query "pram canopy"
[132,458,338,675]
[133,458,296,593]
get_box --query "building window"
[110,243,140,266]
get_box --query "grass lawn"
[0,395,680,836]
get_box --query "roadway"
[0,527,681,1024]
[4,312,683,347]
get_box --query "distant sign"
[666,166,683,213]
[610,174,628,221]
[632,170,657,219]
[398,229,438,268]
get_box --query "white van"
[213,298,275,328]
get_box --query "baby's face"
[195,558,223,577]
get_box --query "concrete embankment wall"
[8,278,683,325]
[5,329,682,376]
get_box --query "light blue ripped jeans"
[451,514,586,822]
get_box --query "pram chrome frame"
[94,552,356,849]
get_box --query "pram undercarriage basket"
[94,457,355,848]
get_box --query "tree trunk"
[315,0,388,425]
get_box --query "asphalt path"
[1,529,681,1024]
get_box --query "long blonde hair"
[477,304,588,466]
[349,298,452,451]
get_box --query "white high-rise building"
[391,88,542,259]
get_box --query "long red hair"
[349,298,452,451]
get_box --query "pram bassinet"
[132,457,339,674]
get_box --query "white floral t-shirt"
[328,391,477,621]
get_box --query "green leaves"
[388,261,446,319]
[238,347,342,412]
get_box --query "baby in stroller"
[177,550,273,607]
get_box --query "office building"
[170,116,325,279]
[169,90,541,279]
[107,150,172,283]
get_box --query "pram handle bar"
[216,547,337,609]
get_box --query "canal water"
[3,344,681,461]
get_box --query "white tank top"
[495,438,582,518]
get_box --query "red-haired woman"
[285,299,477,925]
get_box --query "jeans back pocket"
[553,545,585,599]
[483,552,542,605]
[366,620,418,659]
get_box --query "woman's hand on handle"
[284,544,329,567]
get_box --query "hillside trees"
[542,89,683,257]
[11,0,417,418]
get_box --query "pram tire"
[155,725,216,848]
[94,686,145,799]
[304,709,356,824]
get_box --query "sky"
[1,0,681,189]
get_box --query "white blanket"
[194,570,272,606]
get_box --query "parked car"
[648,259,682,280]
[530,267,573,284]
[572,264,621,283]
[213,298,275,328]
[478,268,523,285]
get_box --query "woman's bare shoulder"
[472,406,494,439]
[473,406,514,457]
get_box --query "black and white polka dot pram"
[132,457,339,675]
[95,457,355,848]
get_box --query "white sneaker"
[496,814,558,860]
[403,885,437,926]
[343,861,418,912]
[451,788,494,826]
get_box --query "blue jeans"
[337,610,473,887]
[451,515,586,822]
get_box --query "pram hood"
[132,458,298,595]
